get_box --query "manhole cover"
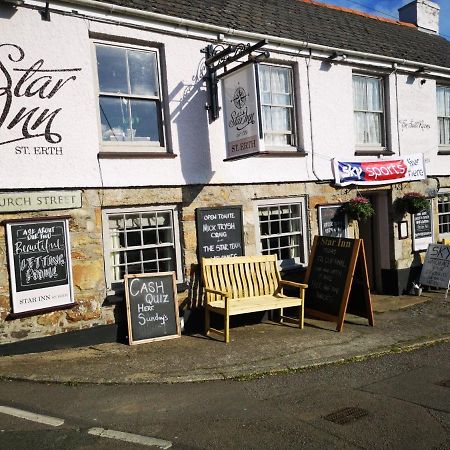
[436,380,450,388]
[323,407,369,425]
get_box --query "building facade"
[1,0,449,343]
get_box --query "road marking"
[0,405,64,427]
[88,427,172,448]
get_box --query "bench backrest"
[202,255,281,302]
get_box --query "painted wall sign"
[399,119,431,132]
[317,205,348,238]
[412,201,433,251]
[0,190,82,213]
[332,153,426,186]
[6,218,74,314]
[420,243,450,289]
[0,43,81,152]
[222,64,263,160]
[196,206,244,258]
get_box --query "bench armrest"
[204,287,231,297]
[280,280,308,289]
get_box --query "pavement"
[0,291,449,385]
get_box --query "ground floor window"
[255,198,308,268]
[102,206,182,293]
[438,192,450,237]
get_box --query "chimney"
[398,0,440,34]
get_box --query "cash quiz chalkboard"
[412,201,433,251]
[318,205,347,238]
[124,272,180,345]
[304,236,373,331]
[196,206,244,259]
[6,217,74,315]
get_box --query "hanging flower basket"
[343,196,375,222]
[396,192,429,215]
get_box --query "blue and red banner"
[332,154,426,186]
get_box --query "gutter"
[27,0,450,76]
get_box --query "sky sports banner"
[222,64,263,159]
[332,154,426,186]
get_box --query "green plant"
[343,196,375,221]
[396,192,429,215]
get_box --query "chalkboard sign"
[412,201,433,251]
[124,272,180,345]
[196,206,244,259]
[318,205,348,238]
[304,236,373,331]
[419,243,450,289]
[6,217,74,315]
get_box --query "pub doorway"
[358,191,390,293]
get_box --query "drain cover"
[324,407,369,425]
[436,380,450,388]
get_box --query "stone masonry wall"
[0,177,444,343]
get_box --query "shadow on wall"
[169,56,216,205]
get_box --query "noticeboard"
[6,217,74,315]
[196,206,244,259]
[304,236,373,331]
[318,205,348,238]
[124,272,180,345]
[419,243,450,289]
[412,201,433,251]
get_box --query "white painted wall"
[0,6,447,189]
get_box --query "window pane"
[99,96,130,141]
[128,50,159,96]
[366,112,382,144]
[353,76,366,110]
[96,45,128,94]
[366,77,382,111]
[130,99,160,142]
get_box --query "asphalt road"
[0,340,449,449]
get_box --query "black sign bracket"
[201,39,270,122]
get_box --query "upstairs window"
[259,64,296,148]
[437,86,450,147]
[95,43,165,151]
[353,75,385,149]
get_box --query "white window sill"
[438,145,450,155]
[99,143,176,158]
[354,145,393,156]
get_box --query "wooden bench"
[202,255,308,343]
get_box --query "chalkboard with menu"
[304,236,373,331]
[124,272,180,345]
[196,206,244,259]
[412,201,433,251]
[318,205,348,238]
[6,217,74,315]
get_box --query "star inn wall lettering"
[0,43,81,154]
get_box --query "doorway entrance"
[357,191,390,293]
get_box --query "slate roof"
[91,0,450,70]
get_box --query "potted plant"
[343,196,375,222]
[396,192,429,215]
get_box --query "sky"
[318,0,450,41]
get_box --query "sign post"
[6,217,75,315]
[304,236,374,331]
[124,272,180,345]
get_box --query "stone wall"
[0,177,445,343]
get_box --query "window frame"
[437,85,450,151]
[93,39,169,155]
[254,197,308,270]
[257,62,299,151]
[438,190,450,239]
[352,73,388,154]
[102,205,183,295]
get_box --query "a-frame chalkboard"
[304,236,374,331]
[124,272,180,345]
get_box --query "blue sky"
[319,0,450,40]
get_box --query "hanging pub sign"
[412,201,433,251]
[5,217,74,315]
[332,153,426,186]
[222,64,263,160]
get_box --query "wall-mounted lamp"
[327,51,347,63]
